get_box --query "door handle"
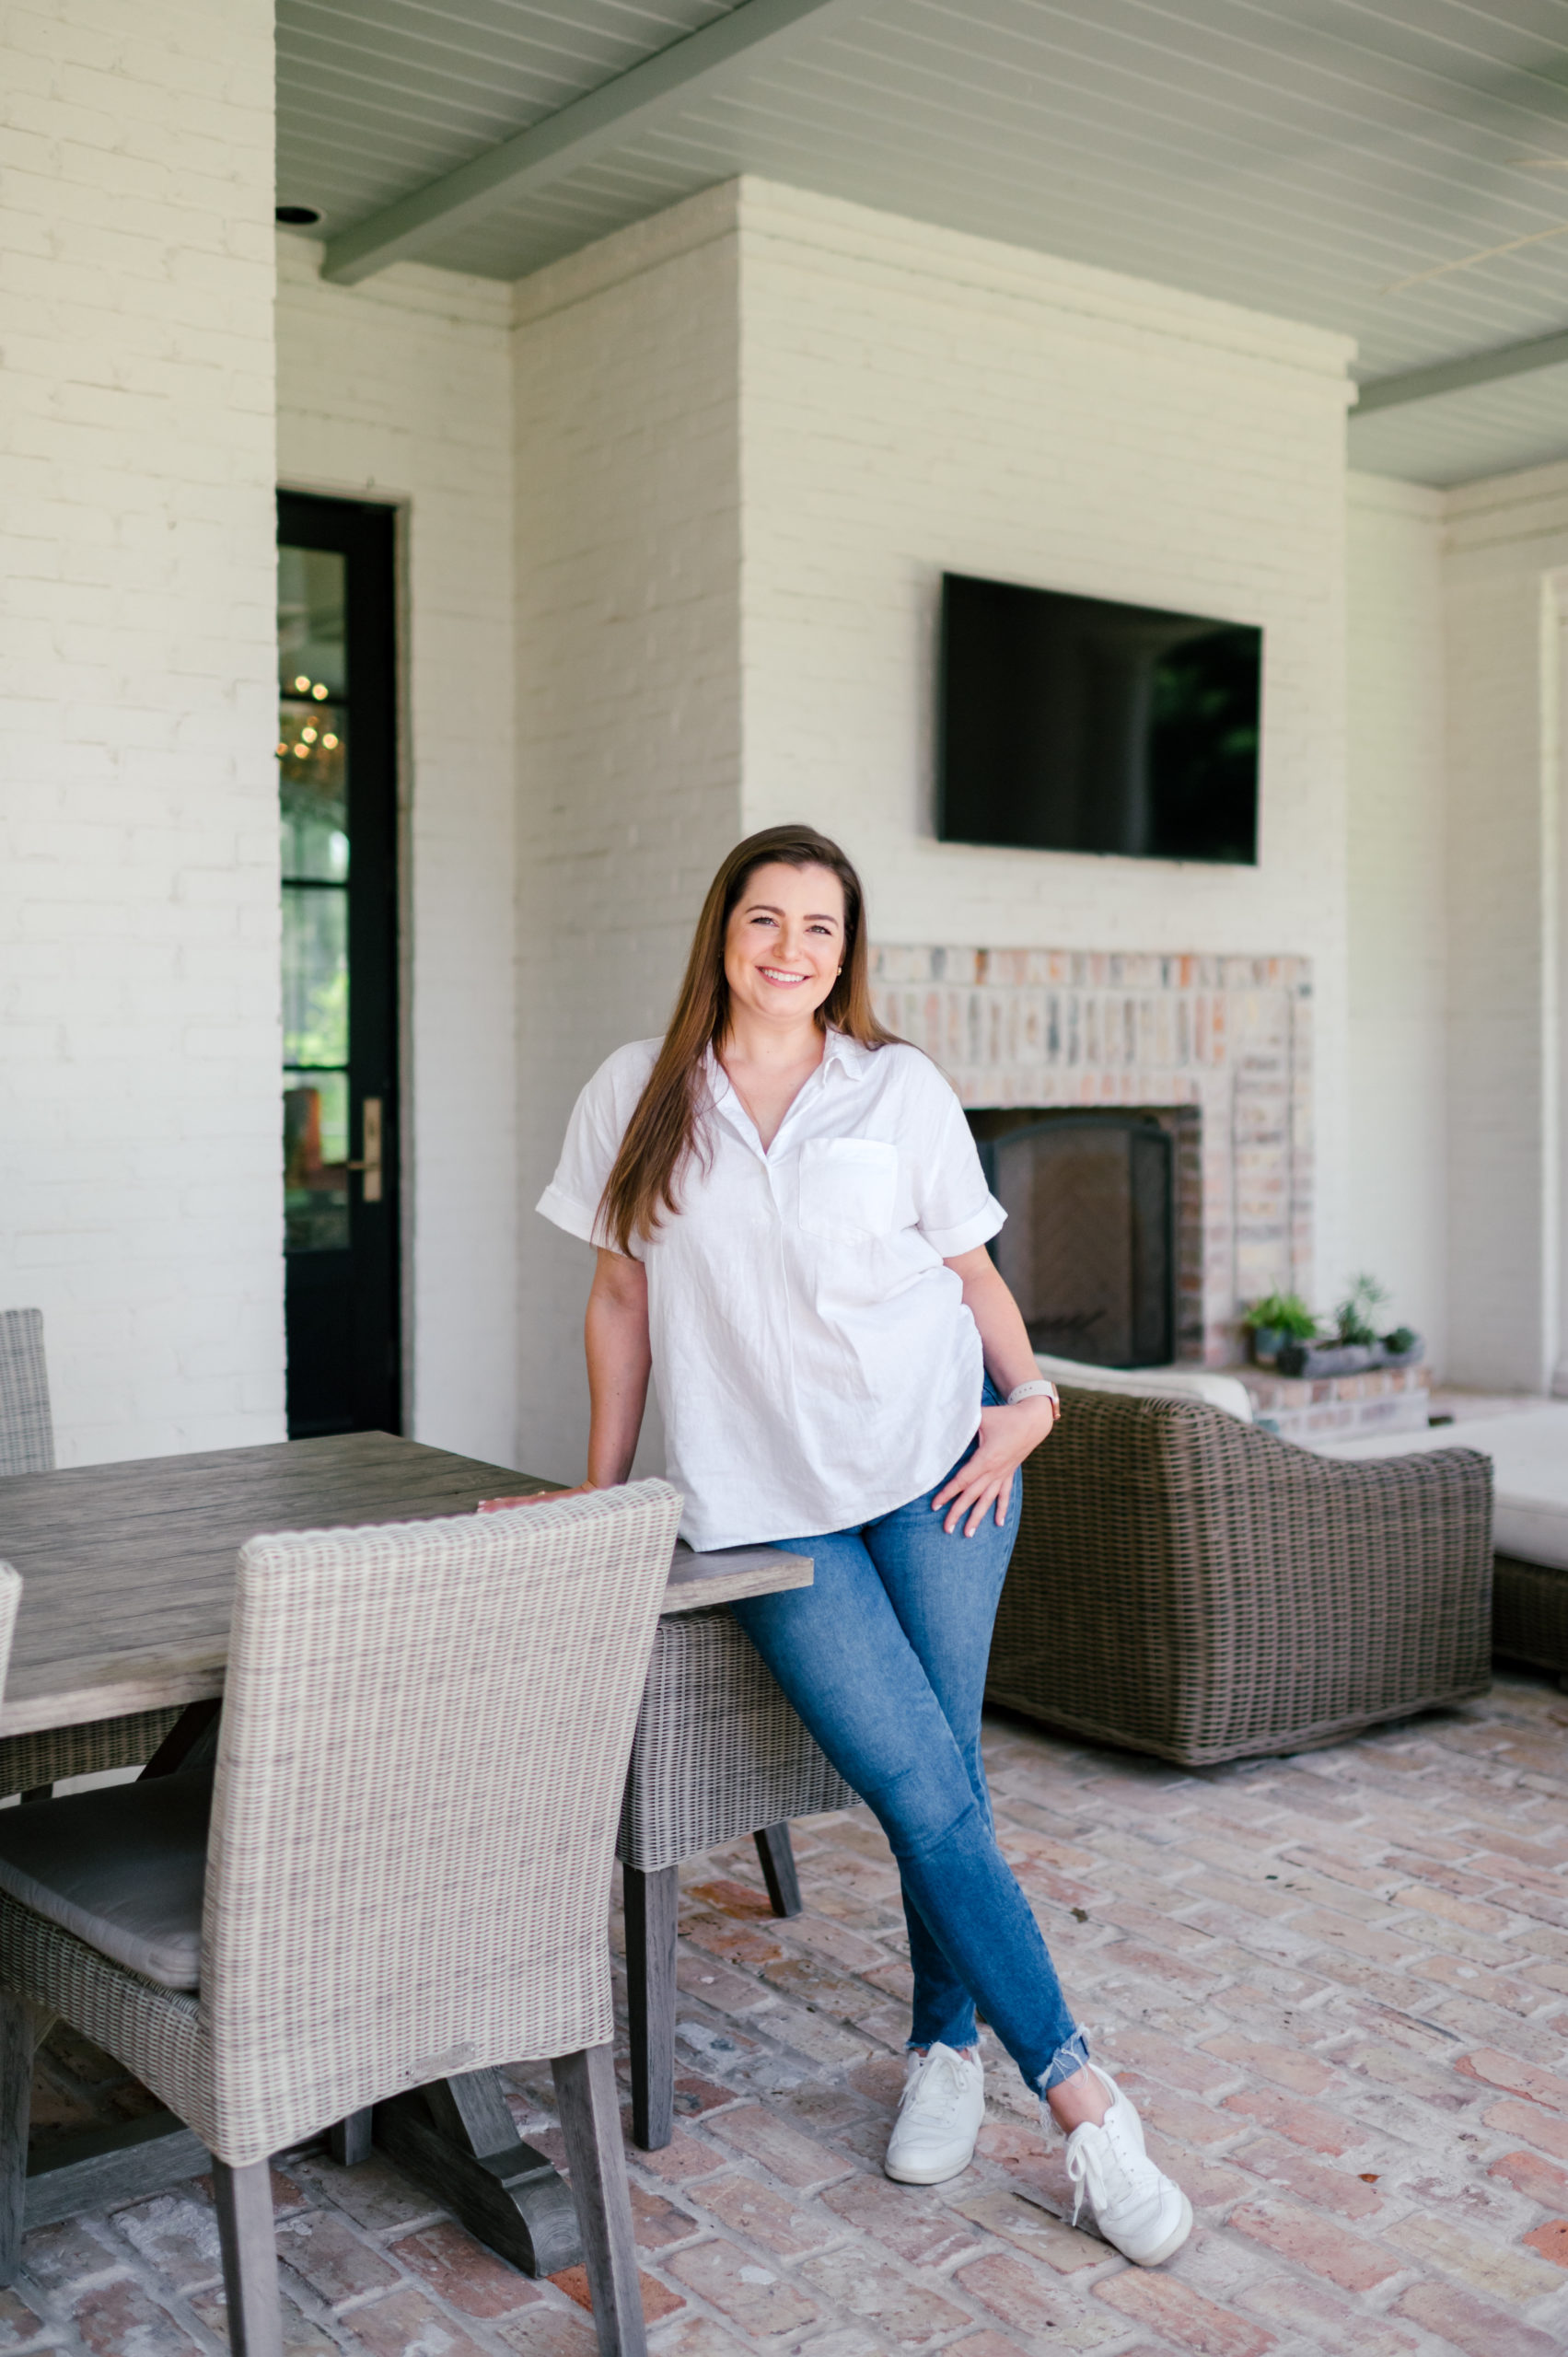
[347,1097,383,1202]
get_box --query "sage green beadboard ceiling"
[275,1,1568,485]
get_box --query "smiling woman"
[515,821,1194,2270]
[595,829,894,1257]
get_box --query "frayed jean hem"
[1034,2027,1093,2094]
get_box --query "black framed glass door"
[277,493,401,1435]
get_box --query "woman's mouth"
[759,967,809,986]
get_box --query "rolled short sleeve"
[909,1060,1005,1259]
[536,1040,660,1258]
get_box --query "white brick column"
[512,193,744,1481]
[0,1,282,1461]
[1442,468,1568,1392]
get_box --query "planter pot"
[1381,1336,1425,1367]
[1249,1326,1285,1367]
[1276,1342,1379,1379]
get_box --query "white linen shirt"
[537,1031,1005,1551]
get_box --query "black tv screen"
[937,573,1260,865]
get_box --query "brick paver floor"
[12,1669,1568,2355]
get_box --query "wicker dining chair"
[0,1309,183,1803]
[987,1387,1493,1768]
[0,1481,683,2357]
[0,1311,52,1481]
[619,1603,856,2147]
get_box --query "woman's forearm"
[951,1252,1041,1397]
[584,1252,653,1488]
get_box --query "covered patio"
[12,1676,1568,2357]
[6,2,1568,2353]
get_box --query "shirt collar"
[821,1028,874,1082]
[705,1028,873,1099]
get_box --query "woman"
[532,823,1191,2268]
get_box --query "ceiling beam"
[1356,326,1568,416]
[322,0,878,284]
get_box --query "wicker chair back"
[0,1310,52,1478]
[200,1480,682,2162]
[0,1315,179,1796]
[619,1605,856,1874]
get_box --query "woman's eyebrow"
[744,900,842,923]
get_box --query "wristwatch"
[1006,1379,1061,1411]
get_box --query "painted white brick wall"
[276,238,519,1464]
[1441,462,1568,1392]
[1343,472,1448,1366]
[736,180,1355,1317]
[508,179,1361,1466]
[512,191,744,1480]
[0,0,282,1463]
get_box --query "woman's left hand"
[932,1395,1059,1538]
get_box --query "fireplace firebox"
[969,1109,1175,1368]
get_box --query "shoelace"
[1065,2138,1091,2227]
[1064,2108,1141,2227]
[903,2049,969,2126]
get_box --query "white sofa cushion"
[1311,1407,1568,1573]
[1033,1353,1254,1424]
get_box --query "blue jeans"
[730,1395,1088,2095]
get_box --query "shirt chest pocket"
[797,1137,900,1239]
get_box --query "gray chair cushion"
[0,1774,210,1990]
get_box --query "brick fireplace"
[870,945,1313,1366]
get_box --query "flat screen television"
[937,572,1261,865]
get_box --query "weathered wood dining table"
[0,1429,812,2274]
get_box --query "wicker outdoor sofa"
[987,1386,1494,1767]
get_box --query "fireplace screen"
[969,1111,1174,1367]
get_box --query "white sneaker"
[1058,2064,1192,2267]
[884,2043,986,2185]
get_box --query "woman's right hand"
[478,1484,597,1512]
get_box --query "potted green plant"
[1333,1272,1391,1352]
[1240,1293,1318,1368]
[1272,1274,1423,1378]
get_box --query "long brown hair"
[598,824,897,1252]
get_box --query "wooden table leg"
[139,1699,222,1780]
[329,2109,373,2167]
[373,2068,582,2276]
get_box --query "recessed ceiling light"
[275,204,322,226]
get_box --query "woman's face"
[724,861,847,1030]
